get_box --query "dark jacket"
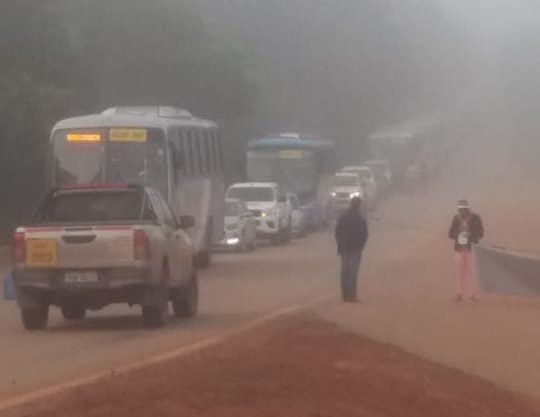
[448,212,484,251]
[335,209,369,255]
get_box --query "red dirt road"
[8,317,540,417]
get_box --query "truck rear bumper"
[14,267,158,310]
[14,267,149,292]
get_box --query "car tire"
[172,273,199,318]
[61,303,86,320]
[21,306,49,330]
[282,222,292,243]
[248,239,257,251]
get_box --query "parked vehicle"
[288,193,309,238]
[215,199,257,252]
[49,106,225,269]
[330,173,363,216]
[340,166,377,209]
[226,182,292,244]
[13,183,198,330]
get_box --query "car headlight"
[262,208,277,217]
[350,192,361,198]
[226,237,240,245]
[331,192,337,197]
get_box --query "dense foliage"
[0,0,256,236]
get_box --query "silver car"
[215,199,257,252]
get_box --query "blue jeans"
[340,252,361,301]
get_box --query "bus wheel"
[195,222,212,268]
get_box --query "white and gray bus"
[48,106,224,267]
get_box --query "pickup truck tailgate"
[23,226,136,269]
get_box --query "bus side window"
[185,131,195,175]
[215,132,224,172]
[197,131,207,175]
[210,132,221,173]
[205,132,213,174]
[173,129,186,175]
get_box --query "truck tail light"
[133,230,151,261]
[12,231,26,263]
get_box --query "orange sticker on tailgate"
[25,239,58,267]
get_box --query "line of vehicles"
[10,109,337,330]
[10,107,429,331]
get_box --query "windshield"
[41,190,142,223]
[52,130,106,185]
[52,128,169,198]
[334,175,359,187]
[107,129,168,197]
[228,187,274,202]
[343,168,370,180]
[246,150,317,197]
[225,201,241,216]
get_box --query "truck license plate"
[25,239,58,267]
[65,271,98,284]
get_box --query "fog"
[2,0,540,233]
[183,0,540,175]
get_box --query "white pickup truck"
[12,183,198,330]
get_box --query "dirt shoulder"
[7,316,540,417]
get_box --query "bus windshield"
[246,150,317,197]
[52,128,168,197]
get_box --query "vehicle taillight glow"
[12,231,26,263]
[133,230,151,261]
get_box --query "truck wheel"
[61,303,86,320]
[172,273,198,318]
[21,306,49,330]
[142,304,166,328]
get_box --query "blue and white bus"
[246,133,336,228]
[48,106,225,267]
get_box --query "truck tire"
[142,304,166,328]
[172,273,198,318]
[61,303,86,320]
[141,284,168,328]
[21,306,49,330]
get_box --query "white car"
[216,199,257,252]
[340,166,377,209]
[13,183,197,330]
[226,182,292,244]
[330,173,364,215]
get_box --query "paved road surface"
[0,234,338,401]
[3,167,540,405]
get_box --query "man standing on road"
[448,199,484,302]
[335,197,369,302]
